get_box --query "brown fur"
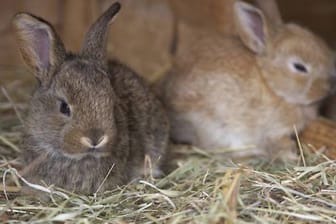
[13,2,168,194]
[157,0,335,159]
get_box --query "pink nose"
[85,128,104,146]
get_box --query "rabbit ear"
[255,0,283,26]
[12,13,65,81]
[81,2,121,65]
[234,1,269,54]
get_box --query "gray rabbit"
[13,2,169,194]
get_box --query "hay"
[1,68,336,223]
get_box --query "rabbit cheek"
[261,68,321,105]
[306,78,330,103]
[62,129,88,157]
[288,75,329,104]
[261,71,296,102]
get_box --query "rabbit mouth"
[87,147,111,157]
[59,135,112,159]
[61,148,111,160]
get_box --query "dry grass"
[1,67,336,224]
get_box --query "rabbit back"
[108,61,169,177]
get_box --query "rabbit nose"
[80,129,109,149]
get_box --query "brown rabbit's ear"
[12,13,65,81]
[81,2,121,66]
[254,0,283,26]
[234,1,269,55]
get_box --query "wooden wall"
[1,0,336,80]
[0,0,173,81]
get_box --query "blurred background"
[1,0,173,81]
[1,0,336,80]
[1,0,336,119]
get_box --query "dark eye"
[60,100,71,116]
[293,63,308,73]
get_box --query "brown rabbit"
[158,0,335,159]
[13,2,169,194]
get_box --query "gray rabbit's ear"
[81,2,121,66]
[12,13,65,82]
[234,1,269,55]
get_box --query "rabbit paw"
[265,137,299,162]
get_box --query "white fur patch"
[80,135,109,149]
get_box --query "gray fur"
[13,2,169,194]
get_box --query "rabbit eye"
[293,62,308,73]
[288,57,310,74]
[60,100,71,116]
